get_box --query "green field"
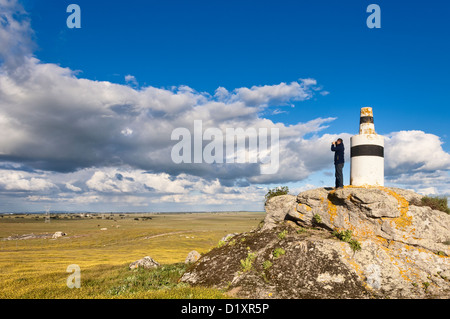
[0,212,264,298]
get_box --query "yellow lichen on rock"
[327,199,338,224]
[379,187,413,231]
[298,203,312,212]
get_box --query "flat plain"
[0,212,264,298]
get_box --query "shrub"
[273,248,285,259]
[217,240,226,248]
[333,229,361,252]
[265,186,289,204]
[228,239,236,247]
[419,196,450,214]
[108,263,187,296]
[348,239,362,252]
[277,230,288,240]
[333,229,353,242]
[313,214,322,224]
[262,260,273,270]
[240,252,257,272]
[217,240,227,248]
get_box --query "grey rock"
[182,187,450,299]
[129,256,160,270]
[262,195,296,231]
[185,250,201,264]
[52,231,66,239]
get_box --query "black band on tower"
[360,116,374,124]
[351,145,384,158]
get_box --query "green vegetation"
[348,239,362,252]
[418,196,450,214]
[333,229,362,252]
[313,214,322,224]
[273,248,286,259]
[217,240,226,248]
[333,229,353,242]
[264,186,289,204]
[0,211,263,298]
[262,260,273,270]
[240,252,257,272]
[277,230,288,240]
[107,263,188,296]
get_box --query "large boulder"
[181,187,450,299]
[129,256,160,270]
[262,195,297,231]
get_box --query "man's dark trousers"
[335,163,344,188]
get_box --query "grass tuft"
[333,229,362,252]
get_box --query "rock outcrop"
[3,233,53,240]
[129,256,160,270]
[181,186,450,299]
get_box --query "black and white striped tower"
[350,107,384,186]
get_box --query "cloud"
[0,0,34,73]
[386,170,450,196]
[385,130,450,175]
[226,80,317,107]
[124,74,138,86]
[65,183,82,192]
[0,55,332,183]
[0,169,56,192]
[0,165,268,211]
[85,169,191,194]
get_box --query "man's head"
[337,138,343,144]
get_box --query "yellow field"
[0,212,264,298]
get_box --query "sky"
[0,0,449,212]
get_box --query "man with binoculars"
[331,138,345,189]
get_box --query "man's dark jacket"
[331,143,345,165]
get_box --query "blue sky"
[27,0,450,138]
[0,0,449,212]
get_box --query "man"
[331,138,345,189]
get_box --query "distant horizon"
[0,210,265,215]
